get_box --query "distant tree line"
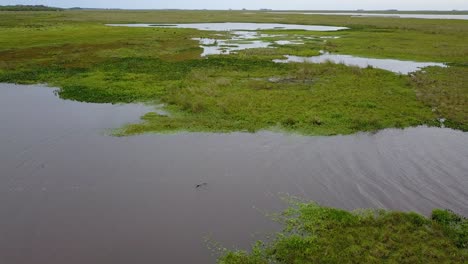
[0,5,63,11]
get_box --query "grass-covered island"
[218,201,467,263]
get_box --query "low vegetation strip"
[0,5,63,11]
[218,200,467,263]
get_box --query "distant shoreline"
[1,5,467,14]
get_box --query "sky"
[1,0,468,11]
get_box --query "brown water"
[1,83,467,264]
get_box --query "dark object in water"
[196,183,208,188]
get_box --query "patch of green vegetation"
[410,66,468,131]
[0,10,466,135]
[327,29,467,63]
[0,5,62,11]
[218,200,467,263]
[120,62,436,135]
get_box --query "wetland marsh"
[0,83,467,263]
[0,8,467,264]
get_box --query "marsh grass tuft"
[218,200,468,263]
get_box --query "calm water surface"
[107,22,348,31]
[1,83,467,264]
[274,53,447,74]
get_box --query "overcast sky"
[2,0,468,10]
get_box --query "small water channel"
[1,83,467,263]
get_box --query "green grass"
[410,66,468,131]
[120,62,436,135]
[218,200,467,264]
[0,5,63,11]
[0,10,467,135]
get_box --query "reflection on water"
[193,31,309,56]
[273,53,447,74]
[107,22,348,31]
[1,83,467,264]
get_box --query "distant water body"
[107,22,348,31]
[269,12,468,20]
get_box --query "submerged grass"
[0,10,466,135]
[218,200,467,264]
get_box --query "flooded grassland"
[0,10,467,264]
[1,13,467,134]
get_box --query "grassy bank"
[0,10,466,135]
[219,200,467,263]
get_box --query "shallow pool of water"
[273,53,447,74]
[194,37,272,56]
[270,12,468,20]
[1,83,467,264]
[108,23,345,57]
[107,22,348,32]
